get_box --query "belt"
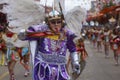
[36,51,66,64]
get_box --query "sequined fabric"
[27,24,76,80]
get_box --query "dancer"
[76,38,88,74]
[17,46,30,77]
[3,28,17,80]
[103,27,111,58]
[18,10,80,80]
[111,28,120,65]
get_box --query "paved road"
[78,41,120,80]
[0,61,32,80]
[0,40,120,80]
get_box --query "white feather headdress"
[56,0,86,41]
[1,0,86,39]
[65,6,86,39]
[2,0,45,33]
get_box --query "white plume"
[54,1,87,39]
[1,0,45,33]
[65,6,86,39]
[1,0,87,39]
[0,0,46,48]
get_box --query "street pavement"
[0,61,32,80]
[0,40,120,80]
[78,40,120,80]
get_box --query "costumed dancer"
[91,27,97,48]
[14,38,30,77]
[18,47,30,77]
[6,26,31,77]
[18,10,80,80]
[76,38,88,74]
[110,28,120,65]
[103,27,111,58]
[96,28,103,52]
[2,28,17,80]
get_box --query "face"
[48,19,62,33]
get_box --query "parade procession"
[0,0,120,80]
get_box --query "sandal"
[24,71,30,77]
[10,74,16,80]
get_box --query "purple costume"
[25,24,77,80]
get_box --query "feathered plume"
[2,0,45,33]
[56,0,87,40]
[65,6,86,39]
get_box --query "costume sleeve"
[18,24,48,40]
[66,30,77,53]
[66,30,80,74]
[27,24,48,32]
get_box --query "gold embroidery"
[46,35,59,40]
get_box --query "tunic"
[26,24,77,80]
